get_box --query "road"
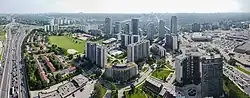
[0,23,15,98]
[224,63,250,96]
[0,22,30,98]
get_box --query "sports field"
[49,36,86,53]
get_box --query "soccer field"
[49,36,86,53]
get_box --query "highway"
[0,22,29,98]
[0,23,15,98]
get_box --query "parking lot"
[213,39,243,50]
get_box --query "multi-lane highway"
[0,22,29,98]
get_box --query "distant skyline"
[0,0,250,13]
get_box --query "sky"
[0,0,249,13]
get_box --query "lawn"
[235,65,250,75]
[151,69,174,80]
[49,36,86,53]
[100,85,107,98]
[0,29,5,60]
[0,31,5,40]
[223,75,250,98]
[124,89,147,98]
[93,39,104,44]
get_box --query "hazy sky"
[0,0,249,13]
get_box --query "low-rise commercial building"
[191,33,212,42]
[103,38,117,44]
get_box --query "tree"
[228,58,236,66]
[55,74,62,81]
[93,83,103,98]
[111,90,118,98]
[68,54,74,60]
[229,89,237,98]
[110,82,117,90]
[130,84,135,94]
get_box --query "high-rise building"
[50,18,55,25]
[175,52,201,85]
[44,25,59,32]
[85,42,97,62]
[147,23,154,41]
[60,19,64,25]
[192,23,201,32]
[104,18,112,34]
[124,23,130,34]
[127,40,150,62]
[96,46,107,68]
[165,34,172,49]
[131,35,141,44]
[120,34,140,48]
[159,20,166,38]
[115,22,121,34]
[172,34,178,51]
[201,54,223,98]
[121,34,131,48]
[151,44,166,58]
[171,16,177,34]
[165,33,179,51]
[132,19,139,35]
[85,42,107,68]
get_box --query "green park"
[49,36,86,53]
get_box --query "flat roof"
[235,43,250,51]
[112,62,137,68]
[72,74,88,87]
[38,90,60,98]
[146,77,163,88]
[103,38,117,44]
[58,82,77,97]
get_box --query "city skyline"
[0,0,250,13]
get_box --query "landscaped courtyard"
[125,91,147,98]
[49,36,86,53]
[151,69,173,80]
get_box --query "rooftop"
[58,82,77,98]
[235,42,250,52]
[38,90,60,98]
[110,62,138,69]
[72,74,88,87]
[103,38,117,44]
[202,53,221,59]
[145,77,163,89]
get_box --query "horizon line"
[1,12,250,15]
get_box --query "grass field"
[151,69,173,80]
[125,89,147,98]
[0,31,5,40]
[223,75,250,98]
[49,36,86,53]
[0,29,5,60]
[235,65,250,75]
